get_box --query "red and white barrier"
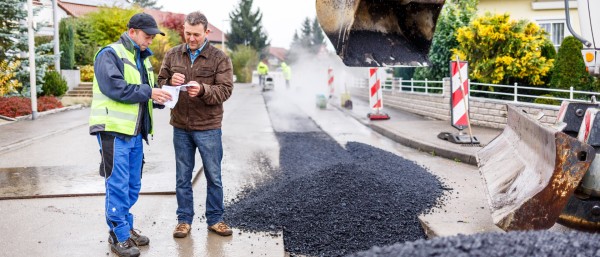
[369,68,383,111]
[450,61,469,130]
[328,67,334,97]
[367,68,390,120]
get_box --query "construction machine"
[316,0,445,67]
[477,0,600,232]
[316,0,600,231]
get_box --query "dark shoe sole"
[207,228,233,236]
[110,245,140,257]
[173,231,190,238]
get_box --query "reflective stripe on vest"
[89,43,154,136]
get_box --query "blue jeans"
[173,127,224,226]
[97,133,143,243]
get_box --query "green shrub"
[41,71,68,97]
[549,36,593,94]
[533,94,560,106]
[80,65,94,82]
[60,18,75,70]
[231,45,258,83]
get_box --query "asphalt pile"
[225,132,445,256]
[347,230,600,257]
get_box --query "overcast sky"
[154,0,318,49]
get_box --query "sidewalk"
[0,107,90,154]
[332,96,502,166]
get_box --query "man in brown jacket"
[157,11,234,238]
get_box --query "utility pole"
[27,0,38,120]
[221,19,229,52]
[53,0,60,71]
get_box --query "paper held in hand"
[162,84,194,109]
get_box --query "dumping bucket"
[316,0,445,67]
[477,105,595,231]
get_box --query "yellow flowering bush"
[0,60,22,96]
[453,13,554,86]
[80,65,94,82]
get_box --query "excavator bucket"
[316,0,445,67]
[477,105,595,231]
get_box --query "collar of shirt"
[124,34,153,70]
[187,39,208,64]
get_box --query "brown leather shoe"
[173,223,191,238]
[207,221,233,236]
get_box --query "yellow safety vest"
[89,43,154,136]
[257,61,269,75]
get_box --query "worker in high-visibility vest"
[281,62,291,88]
[257,59,269,86]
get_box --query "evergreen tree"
[287,17,326,62]
[59,18,75,70]
[0,0,53,96]
[300,18,311,49]
[549,36,594,94]
[311,18,324,51]
[226,0,269,53]
[0,0,27,63]
[130,0,162,9]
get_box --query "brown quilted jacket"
[157,42,233,131]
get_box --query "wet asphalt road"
[0,80,485,256]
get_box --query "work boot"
[130,229,149,246]
[208,221,233,236]
[110,238,140,257]
[173,223,191,238]
[108,229,149,246]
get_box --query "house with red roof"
[33,0,225,45]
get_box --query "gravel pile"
[225,132,445,256]
[347,230,600,257]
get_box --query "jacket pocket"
[196,70,215,85]
[171,65,186,75]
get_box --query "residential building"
[478,0,582,48]
[32,0,225,45]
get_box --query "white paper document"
[162,85,194,109]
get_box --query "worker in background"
[257,59,269,87]
[281,62,291,88]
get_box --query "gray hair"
[185,11,208,30]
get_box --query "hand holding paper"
[162,85,195,109]
[186,81,202,97]
[151,88,172,105]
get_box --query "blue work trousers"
[97,133,143,243]
[173,127,224,226]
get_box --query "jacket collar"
[117,32,153,60]
[176,41,212,59]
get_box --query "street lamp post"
[27,0,38,120]
[221,19,229,52]
[52,0,60,71]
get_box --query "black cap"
[127,13,165,36]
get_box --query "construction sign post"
[367,68,390,120]
[437,58,480,145]
[450,60,469,130]
[328,67,335,98]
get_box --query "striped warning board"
[369,68,383,111]
[450,61,469,130]
[328,67,334,97]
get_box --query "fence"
[469,81,600,104]
[352,77,600,105]
[347,77,598,128]
[353,78,445,95]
